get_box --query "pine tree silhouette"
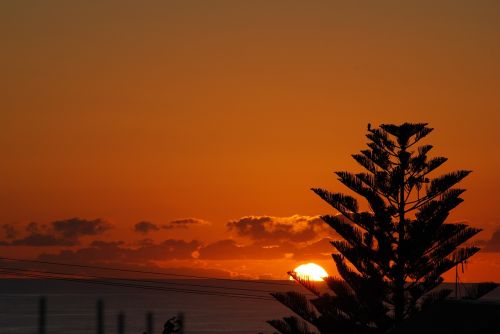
[268,123,482,334]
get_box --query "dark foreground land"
[1,280,499,333]
[393,299,500,334]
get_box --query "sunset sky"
[1,1,499,281]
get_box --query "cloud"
[482,230,500,252]
[134,221,160,234]
[0,256,238,280]
[1,223,17,239]
[11,234,76,247]
[132,218,209,233]
[38,239,201,264]
[90,240,125,248]
[196,215,336,260]
[198,237,334,261]
[292,238,334,260]
[198,239,294,260]
[52,218,111,239]
[227,215,331,243]
[162,218,209,229]
[1,218,112,247]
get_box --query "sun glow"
[291,263,328,281]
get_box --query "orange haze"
[1,1,499,281]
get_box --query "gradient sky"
[1,1,499,281]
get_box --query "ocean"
[0,279,300,334]
[1,279,499,334]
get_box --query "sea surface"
[0,279,300,334]
[1,279,499,334]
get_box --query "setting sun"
[291,263,328,281]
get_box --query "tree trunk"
[395,149,407,325]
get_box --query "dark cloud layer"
[52,218,111,239]
[11,234,76,247]
[1,218,111,247]
[0,257,237,280]
[162,218,209,229]
[0,214,338,263]
[1,223,17,239]
[198,239,294,260]
[134,221,160,234]
[31,234,333,263]
[292,238,334,261]
[198,237,333,260]
[227,215,330,243]
[38,239,201,264]
[132,218,208,233]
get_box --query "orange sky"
[1,1,499,281]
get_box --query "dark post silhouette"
[117,312,125,334]
[38,296,46,334]
[146,312,153,334]
[97,299,105,334]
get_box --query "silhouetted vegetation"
[162,314,184,334]
[268,123,484,333]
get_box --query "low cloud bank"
[0,218,111,246]
[227,215,330,243]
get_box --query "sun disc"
[291,263,328,281]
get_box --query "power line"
[0,264,276,296]
[0,256,294,286]
[0,268,276,301]
[2,269,274,301]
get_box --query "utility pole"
[38,296,46,334]
[97,299,105,334]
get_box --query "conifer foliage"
[268,123,482,334]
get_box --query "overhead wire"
[0,265,278,296]
[0,256,294,287]
[0,268,276,301]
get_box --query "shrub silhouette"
[268,123,482,334]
